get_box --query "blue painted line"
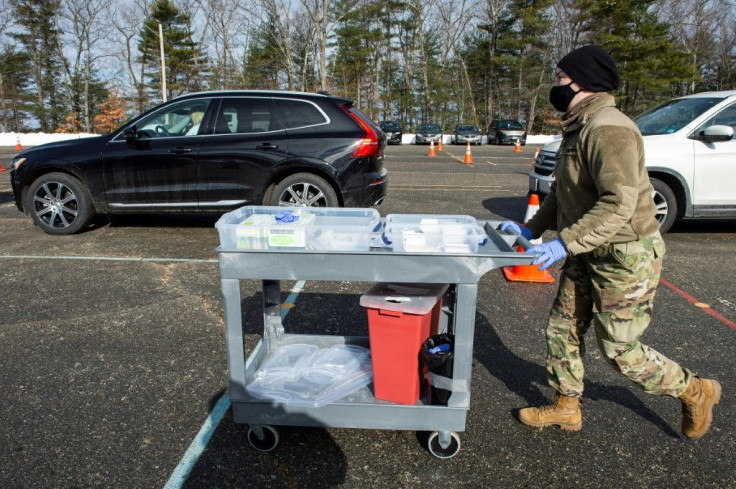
[163,280,306,489]
[162,393,231,489]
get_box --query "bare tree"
[434,0,482,124]
[57,0,114,132]
[110,0,150,113]
[202,0,251,89]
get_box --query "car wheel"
[650,177,677,234]
[25,172,95,235]
[270,173,338,207]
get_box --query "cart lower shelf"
[233,334,469,433]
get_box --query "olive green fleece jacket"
[526,93,660,255]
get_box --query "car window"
[133,99,213,139]
[635,97,723,135]
[698,103,736,139]
[457,125,478,131]
[419,124,440,132]
[381,122,399,131]
[215,97,283,135]
[271,98,328,130]
[499,120,523,130]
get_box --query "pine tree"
[137,0,209,102]
[571,0,697,114]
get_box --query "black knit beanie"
[557,45,621,92]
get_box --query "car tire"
[650,177,677,234]
[270,173,339,207]
[25,172,95,235]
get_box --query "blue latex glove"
[275,211,297,223]
[528,238,568,270]
[499,220,533,240]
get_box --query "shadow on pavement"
[473,313,679,438]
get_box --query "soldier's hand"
[499,221,532,240]
[528,238,568,270]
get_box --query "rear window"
[272,98,329,129]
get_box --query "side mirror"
[700,124,734,143]
[123,126,138,142]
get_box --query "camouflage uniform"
[547,231,691,398]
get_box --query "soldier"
[500,45,721,439]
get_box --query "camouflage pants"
[546,232,691,398]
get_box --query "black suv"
[10,91,388,235]
[378,120,402,144]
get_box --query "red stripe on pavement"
[660,278,736,331]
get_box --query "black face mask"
[549,81,580,112]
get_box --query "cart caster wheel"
[247,425,279,452]
[427,431,461,459]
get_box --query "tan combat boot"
[518,394,582,431]
[680,377,722,440]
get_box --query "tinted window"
[272,98,328,129]
[214,97,283,134]
[635,97,723,135]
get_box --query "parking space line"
[163,280,307,489]
[660,278,736,330]
[0,254,218,263]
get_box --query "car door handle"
[169,147,192,154]
[256,143,279,150]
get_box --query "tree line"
[1,0,735,135]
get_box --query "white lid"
[359,282,449,315]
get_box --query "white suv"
[529,90,736,233]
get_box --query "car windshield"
[635,97,724,135]
[499,120,523,130]
[381,122,399,131]
[419,124,441,132]
[457,125,478,131]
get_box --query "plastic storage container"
[360,283,449,404]
[215,206,381,251]
[246,344,373,407]
[382,214,488,253]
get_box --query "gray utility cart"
[217,220,534,459]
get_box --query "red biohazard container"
[360,283,450,404]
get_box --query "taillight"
[342,107,381,157]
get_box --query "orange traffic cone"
[502,246,555,283]
[15,136,22,150]
[0,163,6,172]
[523,193,542,245]
[428,139,436,157]
[532,147,540,166]
[437,137,443,151]
[513,137,522,153]
[463,141,473,165]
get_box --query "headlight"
[10,157,26,170]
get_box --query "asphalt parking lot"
[1,143,734,488]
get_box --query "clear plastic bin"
[382,214,488,253]
[247,344,373,407]
[215,206,381,251]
